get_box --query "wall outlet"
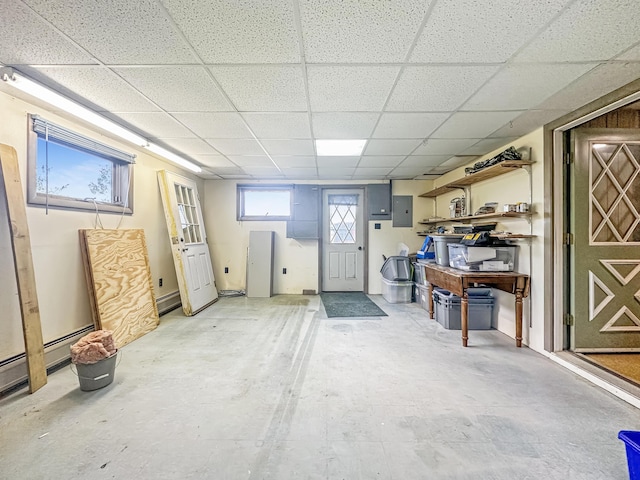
[159,278,163,287]
[283,268,287,274]
[224,267,229,273]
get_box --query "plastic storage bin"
[433,235,462,266]
[619,430,640,480]
[448,244,518,271]
[413,262,429,286]
[381,256,412,281]
[381,278,413,304]
[432,288,494,330]
[415,283,430,312]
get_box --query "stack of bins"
[380,256,413,303]
[432,288,494,329]
[412,262,430,312]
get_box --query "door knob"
[358,246,363,251]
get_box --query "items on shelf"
[464,146,522,176]
[449,196,466,218]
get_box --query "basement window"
[237,185,292,221]
[27,115,135,214]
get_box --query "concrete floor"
[1,294,638,479]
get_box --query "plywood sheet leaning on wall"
[0,144,47,393]
[79,229,159,348]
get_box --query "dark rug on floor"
[320,292,387,318]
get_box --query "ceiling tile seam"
[153,0,282,175]
[16,0,102,66]
[352,0,439,174]
[16,0,226,169]
[292,0,319,176]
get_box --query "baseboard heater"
[0,291,181,395]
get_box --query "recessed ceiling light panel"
[316,139,366,156]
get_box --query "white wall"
[430,130,546,352]
[0,91,200,361]
[203,179,433,295]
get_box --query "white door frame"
[319,185,368,293]
[550,89,640,353]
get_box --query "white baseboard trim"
[157,290,182,315]
[0,327,92,393]
[0,291,182,393]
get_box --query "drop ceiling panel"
[412,138,479,155]
[617,44,640,60]
[0,2,95,65]
[352,168,393,178]
[312,113,379,139]
[358,156,406,168]
[308,66,400,111]
[205,139,264,155]
[316,156,359,168]
[399,156,451,167]
[24,0,197,64]
[464,63,597,111]
[272,156,317,168]
[281,168,319,179]
[299,0,432,63]
[114,66,232,112]
[243,167,284,177]
[411,0,571,63]
[30,67,160,113]
[163,0,300,63]
[513,0,640,62]
[260,140,315,156]
[114,112,194,138]
[534,63,640,111]
[317,167,355,178]
[159,138,221,155]
[389,167,429,178]
[432,111,523,139]
[373,113,449,138]
[387,66,499,111]
[207,167,246,177]
[488,110,568,138]
[364,139,422,156]
[461,137,520,156]
[226,156,275,167]
[173,112,253,138]
[190,155,235,168]
[242,113,311,139]
[210,66,307,111]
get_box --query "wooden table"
[422,263,530,347]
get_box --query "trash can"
[74,350,118,391]
[619,430,640,479]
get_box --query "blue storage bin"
[619,430,640,479]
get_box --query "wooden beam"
[0,144,47,393]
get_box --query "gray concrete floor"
[1,295,639,479]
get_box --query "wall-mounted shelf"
[416,232,535,239]
[418,160,535,198]
[418,211,532,225]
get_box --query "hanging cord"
[91,199,104,229]
[45,124,49,215]
[115,166,131,230]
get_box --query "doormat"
[320,292,387,318]
[581,353,640,387]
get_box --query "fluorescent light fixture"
[146,142,201,173]
[1,68,147,147]
[316,139,366,156]
[1,67,202,173]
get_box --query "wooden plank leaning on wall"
[0,144,47,393]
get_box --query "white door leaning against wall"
[157,170,218,315]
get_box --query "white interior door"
[322,188,365,292]
[157,170,218,315]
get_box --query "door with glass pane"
[158,170,218,315]
[322,188,365,292]
[569,129,640,351]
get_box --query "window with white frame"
[27,115,135,214]
[237,185,292,221]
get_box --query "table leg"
[461,290,468,347]
[515,289,523,347]
[427,282,434,319]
